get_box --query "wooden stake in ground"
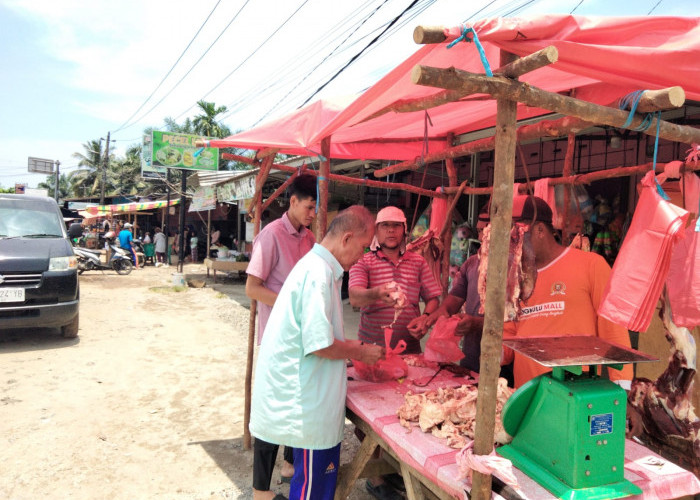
[243,154,273,451]
[471,50,519,500]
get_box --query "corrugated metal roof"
[188,169,258,188]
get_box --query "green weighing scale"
[498,336,657,500]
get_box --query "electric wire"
[117,0,252,134]
[113,0,223,134]
[647,0,663,14]
[569,0,585,14]
[174,0,312,122]
[297,0,423,108]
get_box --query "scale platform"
[499,336,657,500]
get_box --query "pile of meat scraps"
[397,379,514,449]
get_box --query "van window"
[0,200,66,238]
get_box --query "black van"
[0,194,79,337]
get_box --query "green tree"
[38,173,71,199]
[69,139,107,198]
[192,100,231,138]
[110,144,150,196]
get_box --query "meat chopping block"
[498,336,657,500]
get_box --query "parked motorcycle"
[73,238,133,275]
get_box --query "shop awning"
[80,199,181,219]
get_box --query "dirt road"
[0,264,371,500]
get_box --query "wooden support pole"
[413,25,449,44]
[472,50,519,500]
[243,156,271,451]
[248,155,275,219]
[221,153,446,199]
[561,133,576,245]
[362,46,558,124]
[440,133,458,297]
[317,137,331,241]
[260,167,303,213]
[411,65,699,144]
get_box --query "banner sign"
[142,134,167,179]
[189,187,217,212]
[216,174,256,202]
[28,157,55,174]
[151,131,219,171]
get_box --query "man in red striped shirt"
[349,206,442,354]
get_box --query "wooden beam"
[362,46,558,124]
[411,65,699,144]
[219,153,445,198]
[247,155,275,218]
[374,113,597,178]
[254,147,279,160]
[413,25,448,44]
[625,86,685,113]
[260,167,302,213]
[471,50,519,500]
[561,133,576,245]
[317,137,331,241]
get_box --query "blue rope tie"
[447,26,493,77]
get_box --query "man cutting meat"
[348,205,442,500]
[349,206,442,353]
[249,206,384,500]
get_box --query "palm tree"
[70,139,107,198]
[38,173,71,199]
[192,100,231,138]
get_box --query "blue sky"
[0,0,697,189]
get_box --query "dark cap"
[512,195,553,224]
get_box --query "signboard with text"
[28,157,55,174]
[151,131,219,171]
[216,174,256,202]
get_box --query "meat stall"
[199,14,700,499]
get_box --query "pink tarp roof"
[207,15,700,161]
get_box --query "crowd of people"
[243,174,641,500]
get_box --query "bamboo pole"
[361,46,559,124]
[374,86,689,178]
[317,137,331,240]
[471,50,519,500]
[411,65,700,144]
[220,153,446,199]
[243,155,273,451]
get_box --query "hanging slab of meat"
[477,223,536,321]
[397,379,514,448]
[407,229,443,289]
[628,292,700,475]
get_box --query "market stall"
[198,14,700,498]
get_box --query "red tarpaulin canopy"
[206,15,700,161]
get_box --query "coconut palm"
[192,100,231,138]
[69,139,109,198]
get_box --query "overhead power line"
[117,0,251,134]
[174,0,312,121]
[297,0,424,108]
[113,0,223,133]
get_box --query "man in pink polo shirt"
[245,173,316,498]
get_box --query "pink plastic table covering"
[346,366,700,500]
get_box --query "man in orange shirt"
[502,195,633,389]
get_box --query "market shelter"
[203,14,700,500]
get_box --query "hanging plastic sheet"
[598,171,688,332]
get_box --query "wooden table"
[203,258,248,283]
[337,366,700,500]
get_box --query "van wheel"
[62,314,79,338]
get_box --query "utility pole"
[101,131,111,205]
[54,160,60,203]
